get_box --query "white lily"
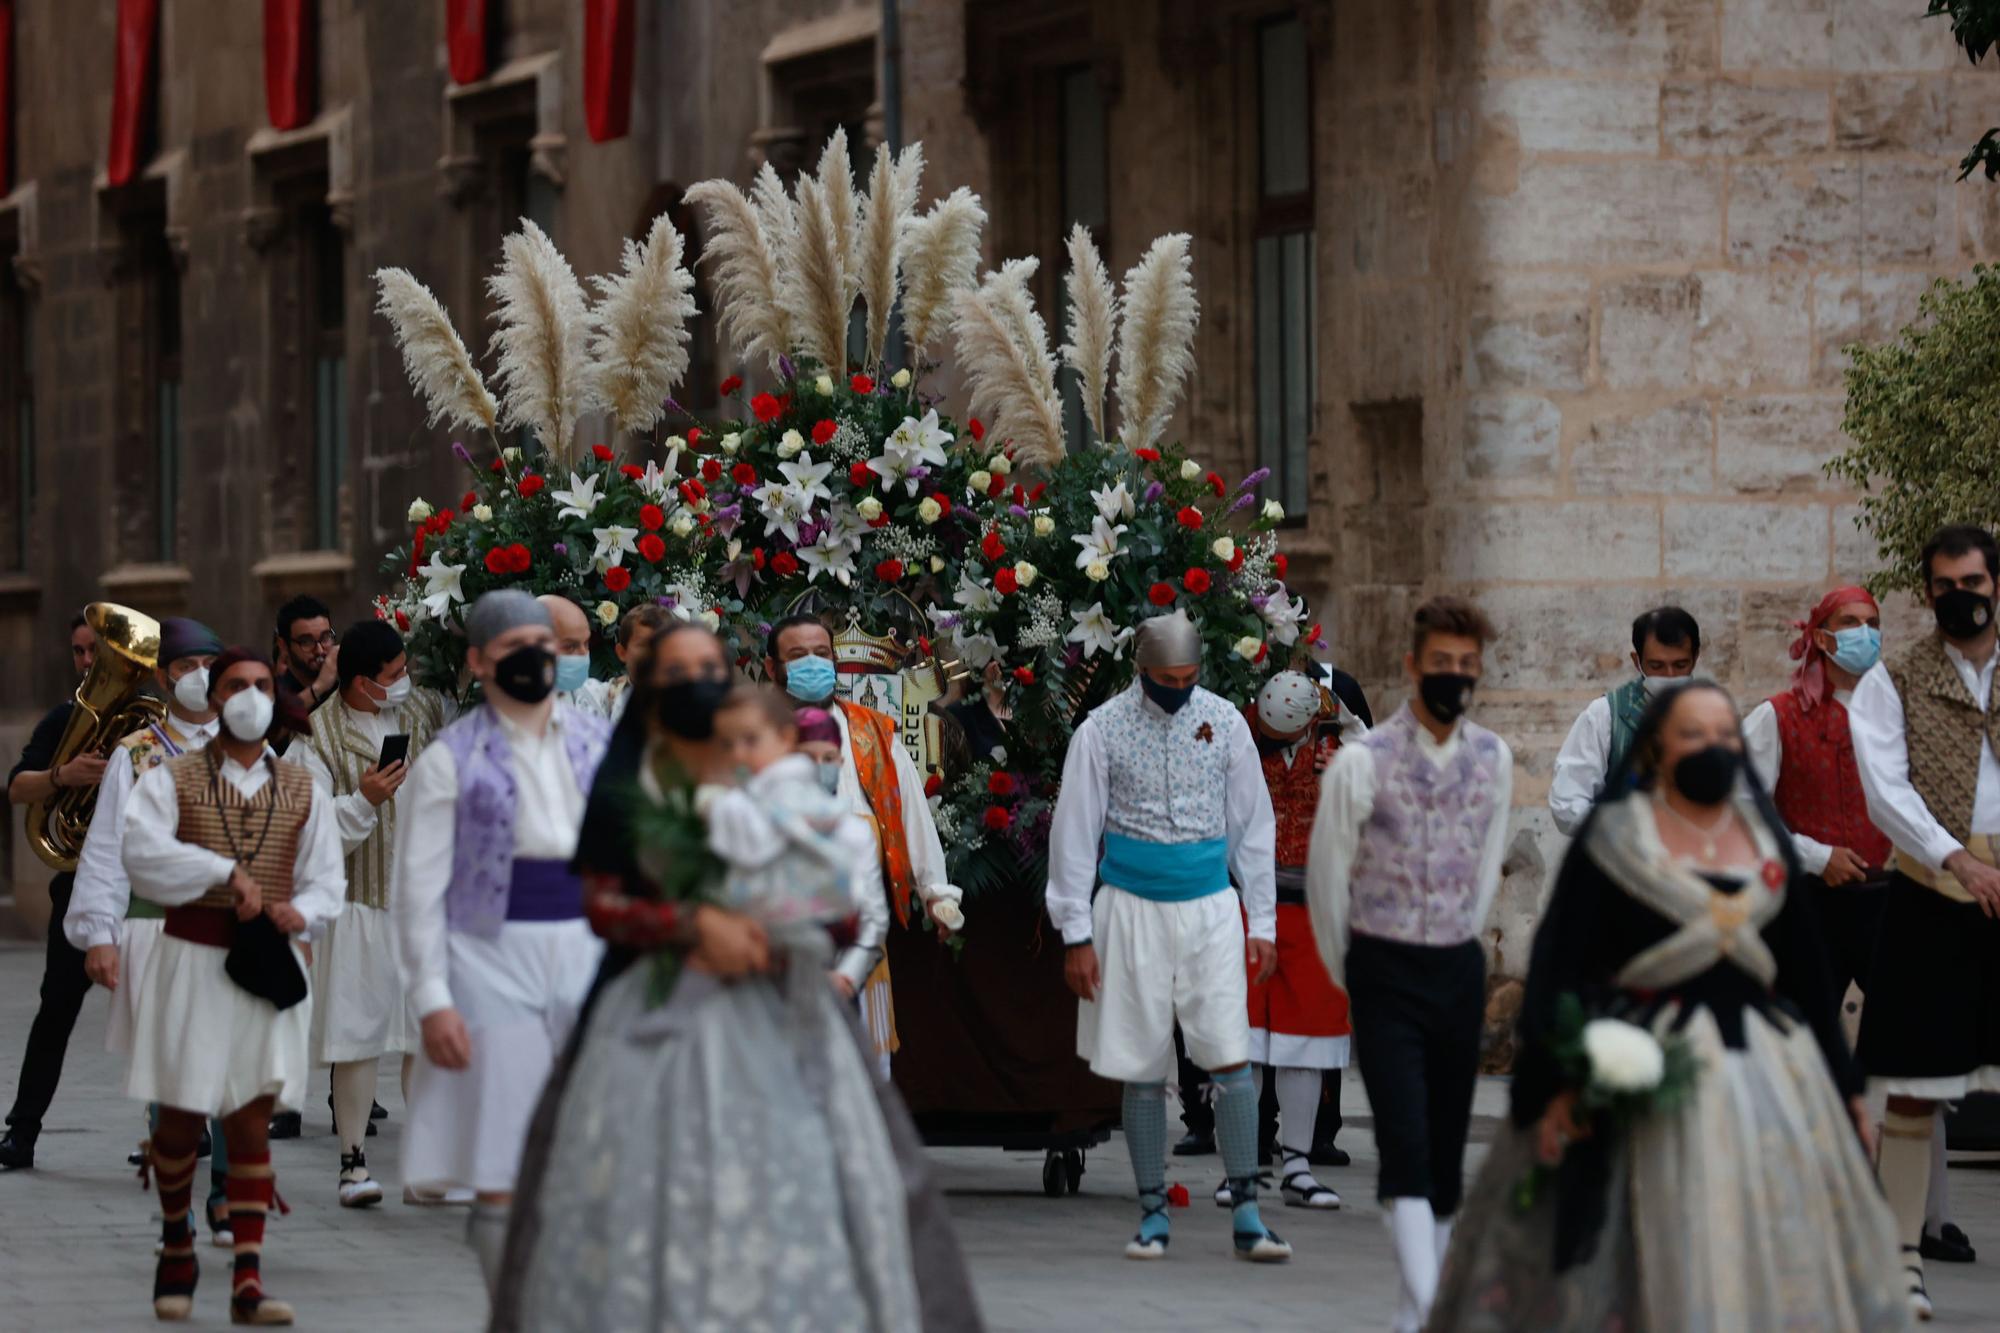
[553,471,604,520]
[1260,589,1308,647]
[1067,602,1123,659]
[825,500,872,546]
[952,629,1003,670]
[636,454,680,501]
[952,568,1001,616]
[751,479,812,544]
[418,553,467,621]
[779,453,835,508]
[592,524,640,566]
[1091,480,1136,523]
[797,532,860,583]
[1071,515,1130,570]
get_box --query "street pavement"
[2,939,1998,1330]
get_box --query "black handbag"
[224,912,309,1011]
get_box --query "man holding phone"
[296,619,452,1208]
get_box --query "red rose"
[924,773,944,797]
[969,418,986,442]
[620,463,644,480]
[1228,548,1246,572]
[868,512,891,529]
[732,462,758,487]
[639,503,665,531]
[687,427,703,448]
[1176,506,1203,530]
[1184,568,1212,595]
[1029,482,1047,502]
[1012,666,1035,686]
[987,473,1006,498]
[1206,471,1226,497]
[751,392,782,423]
[701,458,723,482]
[981,531,1006,561]
[982,805,1011,832]
[1011,484,1027,506]
[988,772,1016,796]
[1274,553,1289,580]
[678,479,707,505]
[517,473,545,498]
[1134,447,1161,463]
[812,419,838,446]
[460,490,478,510]
[931,492,952,517]
[1307,621,1323,645]
[592,443,614,462]
[1148,582,1176,606]
[485,546,510,574]
[850,373,875,394]
[720,375,744,396]
[394,610,411,632]
[918,635,933,655]
[875,558,905,583]
[994,568,1019,596]
[849,461,874,488]
[638,534,667,563]
[507,543,532,573]
[490,457,506,473]
[604,565,632,592]
[1254,642,1269,664]
[771,551,800,577]
[752,547,768,570]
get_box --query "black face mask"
[1673,744,1740,806]
[1934,587,1995,642]
[1141,674,1196,715]
[491,645,556,704]
[655,678,732,740]
[1418,673,1476,726]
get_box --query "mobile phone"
[377,734,411,770]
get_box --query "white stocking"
[330,1059,378,1157]
[1925,1105,1951,1234]
[1274,1066,1320,1172]
[1387,1196,1439,1333]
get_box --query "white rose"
[1015,560,1039,588]
[930,900,965,932]
[721,432,742,455]
[1085,560,1110,583]
[665,435,687,451]
[815,374,834,395]
[1581,1019,1665,1093]
[1262,499,1285,522]
[1033,515,1056,537]
[504,447,522,462]
[1180,459,1202,481]
[891,367,912,389]
[857,496,885,522]
[471,503,494,522]
[918,497,944,525]
[699,610,722,632]
[1211,536,1236,562]
[778,429,805,459]
[989,454,1013,476]
[969,470,992,494]
[594,600,620,626]
[930,555,946,573]
[669,512,696,537]
[1233,635,1263,660]
[406,498,433,522]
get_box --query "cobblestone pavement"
[2,940,1997,1330]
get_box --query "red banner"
[263,0,314,131]
[0,1,13,194]
[106,0,159,188]
[446,0,489,85]
[583,0,634,143]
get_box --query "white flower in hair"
[952,568,1001,615]
[592,525,640,566]
[418,553,467,620]
[1091,480,1136,523]
[1071,515,1130,570]
[1582,1019,1666,1092]
[553,471,604,520]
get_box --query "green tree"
[1929,0,2000,179]
[1827,266,2000,595]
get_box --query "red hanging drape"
[106,0,159,188]
[445,0,489,85]
[263,0,314,131]
[583,0,634,143]
[0,1,13,194]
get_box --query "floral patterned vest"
[1769,690,1891,870]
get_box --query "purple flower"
[1064,644,1083,668]
[1229,492,1258,515]
[552,542,569,556]
[1142,481,1165,504]
[1008,504,1029,518]
[1248,593,1270,610]
[1235,468,1270,494]
[660,595,679,611]
[909,465,931,481]
[934,612,961,631]
[664,396,685,418]
[451,441,474,466]
[778,354,797,382]
[757,621,773,637]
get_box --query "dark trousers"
[1811,874,1889,1001]
[6,874,91,1140]
[1347,933,1484,1217]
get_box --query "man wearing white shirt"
[120,648,346,1326]
[393,591,608,1297]
[296,618,453,1209]
[1045,610,1288,1264]
[1547,607,1701,836]
[1851,525,2000,1321]
[537,593,615,719]
[1305,597,1513,1333]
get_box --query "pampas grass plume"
[374,266,499,432]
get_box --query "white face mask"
[221,688,275,743]
[378,675,412,709]
[171,666,211,714]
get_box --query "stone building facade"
[1,0,1995,956]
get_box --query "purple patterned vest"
[437,702,610,940]
[1348,705,1507,947]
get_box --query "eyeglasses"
[288,631,338,651]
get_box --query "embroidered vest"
[304,690,450,910]
[1769,690,1892,869]
[164,749,314,910]
[1094,685,1239,846]
[1884,635,2000,846]
[841,700,917,927]
[1347,706,1506,947]
[1604,678,1649,783]
[1250,702,1341,873]
[437,702,610,940]
[120,719,205,921]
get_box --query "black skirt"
[1855,872,2000,1081]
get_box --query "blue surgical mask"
[1827,625,1882,676]
[815,761,843,795]
[784,654,838,703]
[555,653,591,694]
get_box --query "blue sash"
[1099,832,1230,902]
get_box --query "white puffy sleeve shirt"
[830,705,963,921]
[1850,651,2000,874]
[1548,696,1611,837]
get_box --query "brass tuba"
[25,603,167,871]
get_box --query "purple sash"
[506,858,584,922]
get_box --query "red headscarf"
[1788,585,1879,713]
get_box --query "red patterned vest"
[1249,705,1340,872]
[1769,691,1892,870]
